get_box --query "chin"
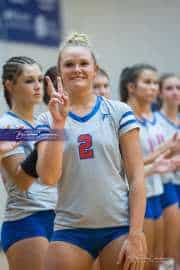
[33,98,42,104]
[70,84,87,92]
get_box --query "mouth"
[70,76,86,80]
[34,93,42,97]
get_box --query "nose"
[99,87,106,96]
[174,87,180,94]
[34,80,41,91]
[74,64,81,72]
[151,83,158,91]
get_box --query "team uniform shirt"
[155,111,180,185]
[137,114,164,197]
[38,96,139,229]
[0,111,57,221]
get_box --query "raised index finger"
[46,76,56,97]
[57,76,64,96]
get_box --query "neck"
[69,88,96,107]
[128,97,152,118]
[161,103,178,121]
[11,103,34,123]
[67,88,97,116]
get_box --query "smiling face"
[133,69,159,105]
[10,64,43,107]
[160,76,180,107]
[59,46,97,94]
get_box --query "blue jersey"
[38,96,139,229]
[0,111,57,221]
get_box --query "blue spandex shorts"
[51,226,129,259]
[1,210,55,252]
[174,184,180,207]
[145,195,163,219]
[160,182,178,209]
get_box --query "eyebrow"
[23,74,43,78]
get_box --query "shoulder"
[101,98,138,136]
[36,111,52,128]
[0,112,19,128]
[102,98,134,117]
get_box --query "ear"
[4,80,13,94]
[127,82,135,95]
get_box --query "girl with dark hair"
[93,68,111,99]
[119,64,168,270]
[43,66,58,105]
[0,56,57,270]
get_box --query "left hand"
[117,232,147,270]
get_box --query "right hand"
[46,76,70,124]
[117,232,147,270]
[0,124,23,154]
[153,150,176,174]
[169,133,180,156]
[0,141,20,155]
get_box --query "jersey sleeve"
[118,103,139,136]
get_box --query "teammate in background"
[156,73,180,266]
[93,68,111,99]
[43,66,58,105]
[36,33,147,270]
[0,56,57,270]
[119,64,166,270]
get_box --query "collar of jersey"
[141,113,156,126]
[68,96,102,122]
[6,111,35,129]
[158,111,180,129]
[137,113,156,126]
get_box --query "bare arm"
[144,150,176,177]
[36,76,69,186]
[36,122,65,186]
[144,134,179,165]
[117,128,147,270]
[2,154,35,191]
[0,141,21,156]
[144,139,172,165]
[120,128,146,233]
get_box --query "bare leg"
[144,219,155,270]
[154,216,164,270]
[45,241,94,270]
[99,235,127,270]
[163,204,179,263]
[6,237,49,270]
[91,258,101,270]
